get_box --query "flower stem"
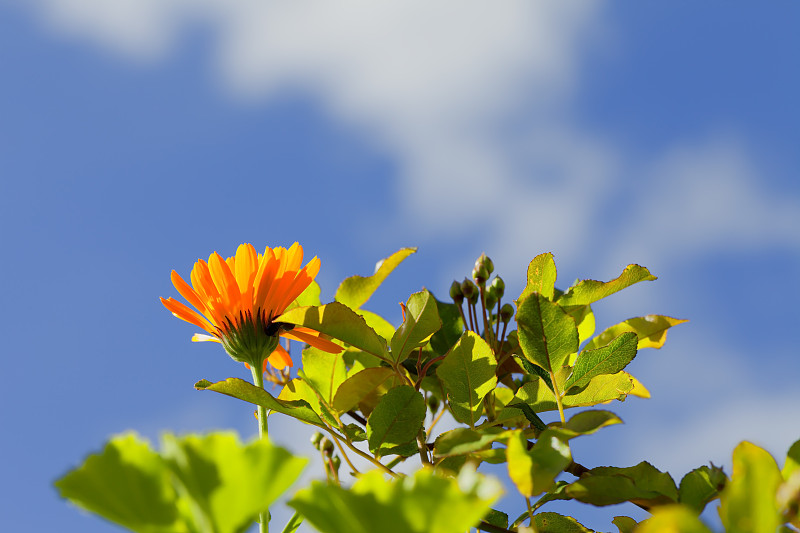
[250,363,270,533]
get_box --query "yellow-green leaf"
[519,252,557,301]
[299,346,347,406]
[564,332,638,391]
[335,248,416,310]
[557,264,657,308]
[584,315,688,351]
[719,441,782,533]
[635,505,713,533]
[436,332,497,427]
[366,385,426,458]
[390,290,442,364]
[516,293,578,374]
[332,367,397,413]
[507,431,571,498]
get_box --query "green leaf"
[433,427,509,458]
[678,464,727,514]
[544,410,623,441]
[719,441,783,533]
[335,248,417,309]
[519,252,557,301]
[299,346,347,406]
[566,462,678,508]
[507,431,572,498]
[161,433,307,533]
[390,290,442,364]
[277,302,389,361]
[366,385,426,458]
[278,378,338,428]
[55,434,182,533]
[530,481,572,512]
[564,332,638,391]
[611,516,638,533]
[505,402,548,431]
[532,512,593,533]
[513,354,554,392]
[195,378,325,428]
[557,264,657,308]
[516,293,578,375]
[281,512,304,533]
[435,331,497,427]
[332,367,397,413]
[635,506,712,533]
[358,309,396,341]
[482,509,509,530]
[429,293,464,356]
[583,315,688,351]
[505,371,638,414]
[288,467,501,533]
[783,438,800,480]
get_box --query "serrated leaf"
[516,293,578,376]
[566,462,678,508]
[366,385,425,458]
[289,467,501,533]
[433,427,509,458]
[390,290,442,364]
[299,346,347,406]
[277,303,389,361]
[161,433,307,533]
[635,506,712,533]
[429,293,464,356]
[335,248,416,309]
[783,439,800,480]
[519,253,557,301]
[55,434,182,533]
[436,332,497,427]
[584,315,688,351]
[332,367,397,413]
[719,441,782,533]
[678,464,727,514]
[532,512,593,533]
[564,332,638,391]
[195,378,325,428]
[557,264,657,308]
[507,431,572,498]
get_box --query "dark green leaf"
[557,264,657,308]
[433,427,508,458]
[55,434,182,533]
[482,509,509,530]
[678,465,727,514]
[564,332,638,391]
[429,293,464,356]
[366,385,426,458]
[277,303,389,361]
[335,248,416,309]
[436,332,497,427]
[195,378,325,428]
[516,293,578,375]
[544,410,623,441]
[390,290,442,364]
[532,512,593,533]
[566,462,678,508]
[513,354,554,392]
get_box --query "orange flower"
[161,243,341,370]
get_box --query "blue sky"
[1,2,799,531]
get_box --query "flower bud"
[475,253,494,275]
[484,291,497,312]
[491,276,505,299]
[310,432,324,449]
[320,437,334,456]
[427,395,440,413]
[467,289,479,306]
[460,278,476,299]
[500,303,514,323]
[331,455,342,471]
[449,280,464,304]
[472,264,489,286]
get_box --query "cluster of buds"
[311,432,341,481]
[450,253,514,352]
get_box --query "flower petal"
[282,328,343,354]
[268,344,293,370]
[161,297,217,335]
[191,333,221,343]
